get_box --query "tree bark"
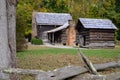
[0,0,17,80]
[7,0,17,69]
[0,0,11,79]
[7,0,18,80]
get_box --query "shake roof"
[45,22,69,33]
[79,18,117,29]
[36,12,72,25]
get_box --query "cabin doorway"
[79,35,86,47]
[83,36,86,46]
[79,35,83,47]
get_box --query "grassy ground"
[17,45,120,80]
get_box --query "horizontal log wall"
[37,25,57,39]
[89,29,115,48]
[89,29,115,41]
[76,29,115,48]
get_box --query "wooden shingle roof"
[79,18,117,29]
[46,22,69,33]
[36,12,72,25]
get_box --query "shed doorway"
[83,36,86,46]
[79,35,86,47]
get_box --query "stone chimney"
[67,20,76,46]
[32,11,38,38]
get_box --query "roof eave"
[84,27,117,30]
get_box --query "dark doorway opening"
[83,36,86,46]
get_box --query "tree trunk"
[0,0,17,80]
[7,0,18,80]
[0,0,11,79]
[7,0,17,68]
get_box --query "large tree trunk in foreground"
[7,0,17,68]
[0,0,17,80]
[7,0,18,80]
[0,0,11,79]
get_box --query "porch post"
[48,33,51,43]
[52,33,54,44]
[48,33,49,43]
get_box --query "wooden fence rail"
[0,60,120,80]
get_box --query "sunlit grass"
[17,45,120,80]
[17,45,120,70]
[17,45,120,59]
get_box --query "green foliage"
[16,0,33,51]
[17,2,33,33]
[16,10,28,51]
[116,0,120,13]
[31,38,43,45]
[25,30,32,37]
[116,29,120,40]
[115,0,120,40]
[16,0,120,51]
[42,0,69,13]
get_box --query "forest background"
[16,0,120,51]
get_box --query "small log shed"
[32,12,76,46]
[76,18,117,48]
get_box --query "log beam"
[78,48,99,75]
[72,72,120,80]
[0,61,119,80]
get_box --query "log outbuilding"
[76,18,117,48]
[32,12,76,46]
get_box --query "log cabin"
[76,18,117,48]
[32,12,76,46]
